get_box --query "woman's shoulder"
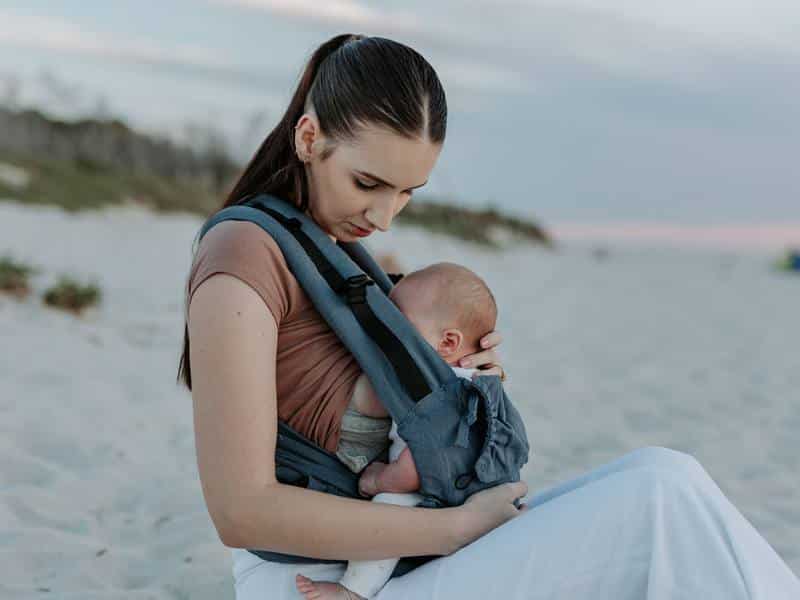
[187,220,297,323]
[198,219,285,260]
[192,219,297,278]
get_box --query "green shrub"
[43,275,102,315]
[1,109,555,248]
[0,254,37,299]
[396,197,553,249]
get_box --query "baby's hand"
[358,461,386,498]
[358,448,421,498]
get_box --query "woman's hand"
[452,480,529,551]
[459,329,507,381]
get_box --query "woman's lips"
[349,223,373,237]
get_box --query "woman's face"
[294,112,442,242]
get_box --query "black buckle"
[340,274,374,305]
[284,217,302,230]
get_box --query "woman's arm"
[188,274,526,561]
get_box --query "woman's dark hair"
[177,33,448,389]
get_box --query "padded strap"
[249,200,431,402]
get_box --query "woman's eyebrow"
[355,170,428,190]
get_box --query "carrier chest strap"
[255,204,432,402]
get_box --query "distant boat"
[776,249,800,272]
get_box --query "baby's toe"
[295,574,317,595]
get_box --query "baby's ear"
[438,328,464,356]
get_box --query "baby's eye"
[354,178,378,191]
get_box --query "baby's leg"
[295,492,424,600]
[338,492,424,599]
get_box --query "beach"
[1,199,797,598]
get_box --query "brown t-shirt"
[185,220,362,452]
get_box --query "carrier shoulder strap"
[197,194,458,423]
[249,200,431,402]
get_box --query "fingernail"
[481,339,489,348]
[461,359,471,367]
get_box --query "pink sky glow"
[551,222,800,251]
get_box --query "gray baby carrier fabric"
[196,193,530,574]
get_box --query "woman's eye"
[354,179,377,190]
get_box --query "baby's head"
[388,262,497,366]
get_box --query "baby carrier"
[196,193,530,574]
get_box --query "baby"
[295,261,498,600]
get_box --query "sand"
[1,199,797,598]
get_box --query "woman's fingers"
[472,366,503,380]
[460,346,499,369]
[506,480,528,510]
[461,329,504,370]
[479,329,503,350]
[509,480,528,502]
[509,482,529,517]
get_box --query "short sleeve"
[186,220,293,325]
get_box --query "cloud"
[210,1,536,95]
[435,59,534,98]
[212,0,449,38]
[0,9,290,89]
[210,0,800,107]
[460,0,800,88]
[213,0,382,26]
[531,0,800,57]
[0,6,533,97]
[0,11,226,68]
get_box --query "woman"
[178,34,800,599]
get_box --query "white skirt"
[232,446,800,599]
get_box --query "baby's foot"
[295,573,365,600]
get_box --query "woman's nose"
[364,194,399,232]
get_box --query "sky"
[0,0,798,228]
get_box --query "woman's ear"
[437,328,464,357]
[294,113,320,162]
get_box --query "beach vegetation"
[396,197,553,249]
[0,154,223,215]
[0,106,552,248]
[42,275,102,315]
[0,254,37,299]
